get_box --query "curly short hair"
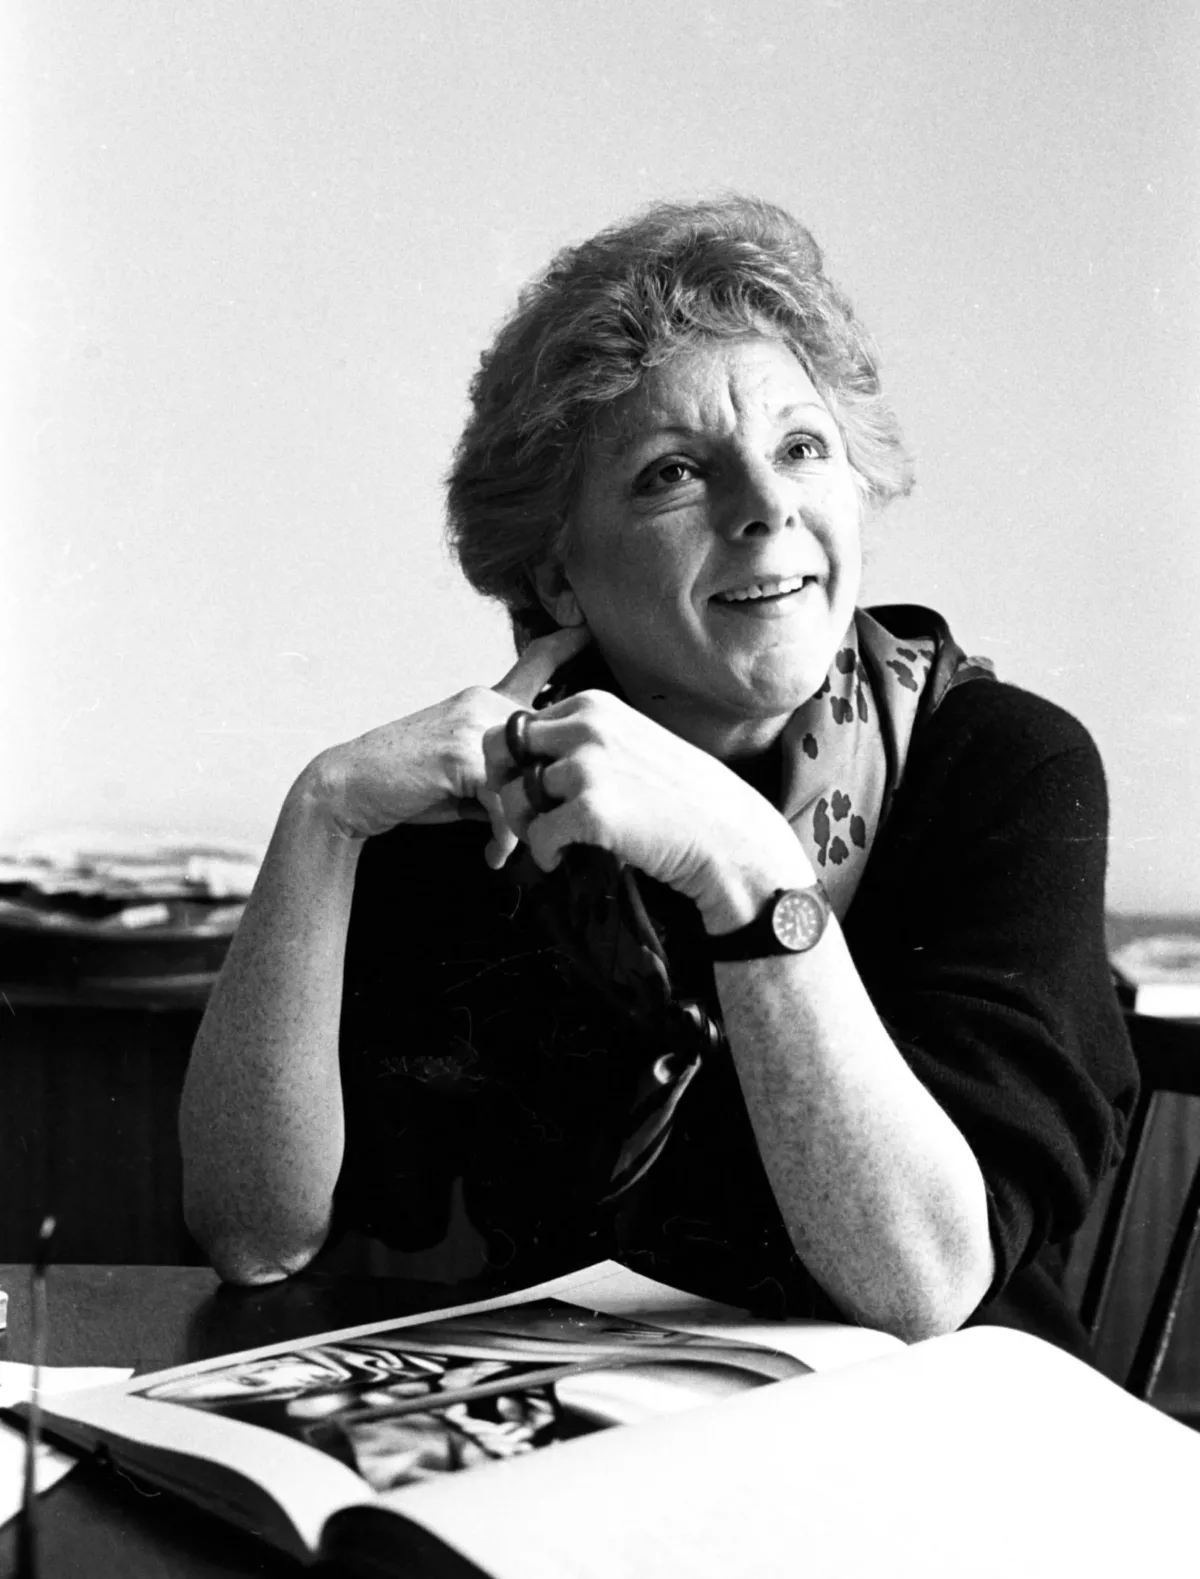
[446,195,913,647]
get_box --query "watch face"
[772,889,826,951]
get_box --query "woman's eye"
[637,459,697,493]
[786,435,826,462]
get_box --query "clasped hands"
[477,639,811,935]
[309,626,811,932]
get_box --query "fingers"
[479,691,612,864]
[479,646,597,867]
[454,630,589,869]
[522,792,608,875]
[459,779,516,869]
[494,626,591,707]
[482,705,595,795]
[482,798,520,869]
[493,750,584,845]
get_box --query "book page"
[0,1362,133,1523]
[38,1274,622,1557]
[108,1297,812,1516]
[37,1269,808,1553]
[373,1325,1200,1579]
[40,1261,892,1558]
[562,1263,905,1370]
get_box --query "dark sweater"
[335,676,1137,1354]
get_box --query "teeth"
[716,574,810,603]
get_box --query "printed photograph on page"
[135,1300,810,1493]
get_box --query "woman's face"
[558,334,863,757]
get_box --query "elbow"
[886,1291,978,1346]
[872,1237,997,1345]
[878,1168,998,1343]
[858,1286,980,1346]
[196,1226,327,1287]
[209,1241,316,1287]
[821,1217,996,1345]
[183,1194,329,1288]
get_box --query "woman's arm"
[712,909,995,1342]
[180,629,590,1284]
[676,814,995,1344]
[484,688,1099,1343]
[178,780,359,1284]
[712,720,1132,1341]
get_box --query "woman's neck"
[545,640,796,765]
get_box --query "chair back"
[1078,1011,1200,1401]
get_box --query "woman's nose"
[720,460,798,539]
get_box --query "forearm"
[180,772,362,1284]
[179,632,588,1282]
[717,925,994,1341]
[701,831,993,1342]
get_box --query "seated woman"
[180,196,1137,1349]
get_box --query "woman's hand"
[483,688,812,931]
[300,627,590,864]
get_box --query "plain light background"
[2,0,1196,914]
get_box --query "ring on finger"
[523,759,561,815]
[505,708,536,767]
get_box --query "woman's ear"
[529,558,586,629]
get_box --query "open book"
[33,1260,1200,1578]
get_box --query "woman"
[180,197,1136,1348]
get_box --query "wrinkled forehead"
[587,332,826,460]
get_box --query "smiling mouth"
[712,573,818,605]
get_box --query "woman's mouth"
[711,573,819,613]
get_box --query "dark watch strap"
[707,883,831,962]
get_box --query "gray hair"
[446,195,913,647]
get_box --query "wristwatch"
[707,883,831,962]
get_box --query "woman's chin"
[722,655,836,717]
[702,618,850,712]
[611,640,844,735]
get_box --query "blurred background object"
[0,831,260,1007]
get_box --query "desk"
[0,1263,479,1577]
[5,1265,1200,1579]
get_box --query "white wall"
[2,0,1197,913]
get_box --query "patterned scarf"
[777,605,992,919]
[518,605,995,1204]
